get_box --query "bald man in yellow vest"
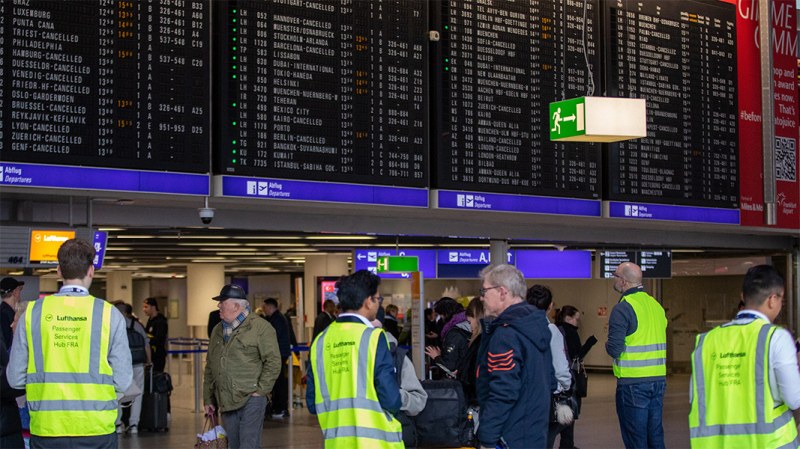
[606,262,667,449]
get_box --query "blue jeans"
[615,380,666,449]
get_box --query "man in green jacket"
[203,284,281,449]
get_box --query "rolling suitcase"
[140,368,170,432]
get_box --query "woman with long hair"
[555,305,583,449]
[457,297,484,404]
[424,297,470,376]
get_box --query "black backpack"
[127,319,147,365]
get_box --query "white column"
[302,255,349,342]
[187,264,225,336]
[106,270,133,303]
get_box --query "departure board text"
[606,0,738,208]
[434,0,601,198]
[215,0,428,187]
[1,0,210,173]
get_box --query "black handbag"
[571,358,588,398]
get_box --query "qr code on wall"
[775,137,796,182]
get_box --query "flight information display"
[600,250,672,279]
[433,0,602,198]
[605,0,738,208]
[215,0,428,187]
[1,0,210,173]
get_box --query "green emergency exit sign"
[376,256,419,273]
[549,96,647,142]
[549,97,585,140]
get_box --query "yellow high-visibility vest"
[689,319,798,449]
[25,294,117,436]
[613,291,667,378]
[311,321,403,449]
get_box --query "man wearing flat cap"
[0,277,24,346]
[203,284,281,449]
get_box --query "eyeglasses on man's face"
[479,286,501,297]
[372,295,384,305]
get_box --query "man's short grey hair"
[480,264,527,298]
[230,298,250,310]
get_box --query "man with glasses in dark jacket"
[476,264,554,449]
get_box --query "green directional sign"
[549,97,586,140]
[376,256,419,273]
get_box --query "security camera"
[199,207,215,225]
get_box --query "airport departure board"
[1,0,210,173]
[433,0,602,198]
[215,0,428,187]
[605,0,738,208]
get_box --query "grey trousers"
[221,395,267,449]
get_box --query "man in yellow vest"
[689,265,800,448]
[8,238,132,449]
[305,270,403,449]
[606,262,667,449]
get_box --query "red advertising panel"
[737,0,799,229]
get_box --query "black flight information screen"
[433,0,602,199]
[215,0,428,187]
[1,0,210,173]
[605,0,738,208]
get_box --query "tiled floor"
[119,372,692,449]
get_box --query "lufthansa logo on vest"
[719,352,746,359]
[45,314,53,321]
[56,315,87,322]
[333,341,355,348]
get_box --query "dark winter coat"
[476,302,554,449]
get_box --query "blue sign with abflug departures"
[434,190,600,216]
[0,163,208,195]
[607,201,739,224]
[220,176,428,207]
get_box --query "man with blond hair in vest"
[306,270,403,449]
[606,262,668,449]
[690,265,800,448]
[9,239,132,449]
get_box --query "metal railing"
[167,338,208,413]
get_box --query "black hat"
[0,278,24,296]
[212,284,247,301]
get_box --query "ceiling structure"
[1,190,797,280]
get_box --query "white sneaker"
[116,424,125,434]
[128,425,138,435]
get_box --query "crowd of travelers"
[2,237,797,449]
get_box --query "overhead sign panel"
[516,250,592,279]
[354,249,436,279]
[376,256,419,274]
[600,250,672,279]
[92,231,108,270]
[436,250,514,265]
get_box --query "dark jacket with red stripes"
[476,302,554,449]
